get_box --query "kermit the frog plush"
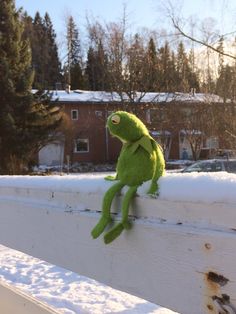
[91,111,165,244]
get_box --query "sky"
[15,0,236,38]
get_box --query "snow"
[50,90,224,104]
[0,172,236,205]
[0,244,178,314]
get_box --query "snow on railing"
[0,173,236,314]
[0,244,177,314]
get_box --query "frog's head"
[107,111,149,142]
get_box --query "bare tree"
[162,0,236,60]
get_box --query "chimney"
[190,88,196,96]
[66,84,71,94]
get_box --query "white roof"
[50,89,225,104]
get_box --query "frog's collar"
[124,135,153,154]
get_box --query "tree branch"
[171,17,236,60]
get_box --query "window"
[180,108,192,118]
[95,111,103,117]
[71,109,78,120]
[149,108,167,123]
[74,139,89,153]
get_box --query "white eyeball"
[111,115,120,124]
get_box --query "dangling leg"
[104,185,138,244]
[91,181,124,239]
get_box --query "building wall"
[50,100,231,166]
[62,102,126,165]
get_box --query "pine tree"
[85,46,97,90]
[188,48,200,92]
[0,0,62,174]
[65,16,84,90]
[125,33,147,99]
[145,37,158,91]
[85,42,109,91]
[23,11,61,89]
[158,42,176,92]
[43,13,62,88]
[175,42,200,92]
[31,12,46,89]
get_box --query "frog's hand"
[147,181,159,196]
[104,173,118,181]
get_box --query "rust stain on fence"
[207,271,229,287]
[204,271,229,313]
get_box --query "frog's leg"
[104,185,138,244]
[91,181,124,239]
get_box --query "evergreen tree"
[188,48,200,92]
[0,0,62,174]
[176,41,189,92]
[85,46,97,90]
[23,11,61,89]
[65,16,84,90]
[85,41,109,91]
[158,42,176,92]
[124,33,147,99]
[31,12,46,89]
[145,37,158,91]
[43,13,62,88]
[216,64,235,102]
[175,42,200,92]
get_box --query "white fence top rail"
[0,173,236,314]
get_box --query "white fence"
[0,175,236,314]
[0,282,58,314]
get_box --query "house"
[38,90,235,168]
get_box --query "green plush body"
[91,111,165,244]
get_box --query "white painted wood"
[0,282,59,314]
[0,185,236,314]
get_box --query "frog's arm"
[147,139,165,195]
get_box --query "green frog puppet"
[91,111,165,244]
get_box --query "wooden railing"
[0,175,236,314]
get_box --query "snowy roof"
[50,89,225,104]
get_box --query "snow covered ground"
[0,244,178,314]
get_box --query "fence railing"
[0,175,236,314]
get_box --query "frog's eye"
[111,115,120,125]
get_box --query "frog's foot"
[103,220,132,244]
[91,216,112,239]
[147,181,159,196]
[104,223,124,244]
